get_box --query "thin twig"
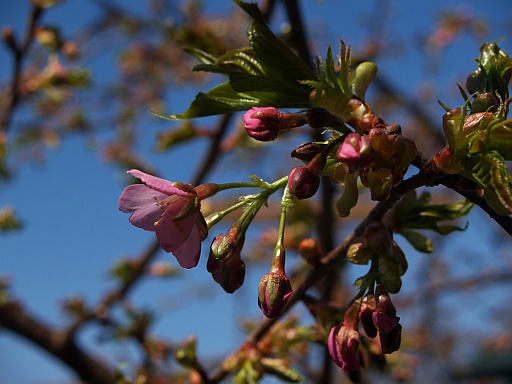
[0,4,44,133]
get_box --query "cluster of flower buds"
[347,222,407,294]
[327,286,402,374]
[333,117,417,217]
[207,225,246,294]
[359,285,402,354]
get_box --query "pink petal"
[172,224,202,268]
[154,199,197,252]
[328,325,344,368]
[127,169,189,197]
[118,184,168,231]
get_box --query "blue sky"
[1,0,512,383]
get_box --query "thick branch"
[0,302,114,384]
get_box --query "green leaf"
[235,0,315,82]
[378,256,402,294]
[336,171,359,217]
[390,191,473,236]
[399,229,434,253]
[471,151,512,214]
[166,1,317,120]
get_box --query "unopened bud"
[243,107,306,142]
[379,322,402,354]
[258,270,293,318]
[306,107,332,129]
[359,295,377,338]
[359,114,386,134]
[336,133,371,171]
[244,107,281,141]
[211,256,245,294]
[291,142,326,162]
[2,26,17,51]
[207,233,237,268]
[298,238,322,264]
[373,285,401,354]
[328,324,361,372]
[288,166,320,200]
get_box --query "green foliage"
[305,42,377,121]
[166,1,316,120]
[466,41,512,102]
[388,191,472,253]
[439,41,512,214]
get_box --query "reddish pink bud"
[288,166,320,199]
[328,324,361,371]
[359,295,378,338]
[298,238,322,265]
[258,270,293,318]
[243,107,282,141]
[373,285,401,354]
[336,133,371,171]
[328,299,362,372]
[211,256,245,294]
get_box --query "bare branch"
[0,302,115,384]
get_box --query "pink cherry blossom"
[118,169,207,269]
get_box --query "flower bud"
[336,133,371,171]
[288,166,320,200]
[208,229,245,293]
[208,233,237,267]
[328,299,362,372]
[291,142,326,162]
[328,324,361,371]
[359,114,386,134]
[359,295,377,338]
[258,270,293,318]
[298,238,322,265]
[243,107,307,142]
[306,107,332,129]
[379,323,402,354]
[211,256,245,294]
[2,26,17,51]
[373,285,401,354]
[244,107,282,141]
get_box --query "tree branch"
[0,302,115,384]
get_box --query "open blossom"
[118,169,207,269]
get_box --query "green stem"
[215,181,265,191]
[271,184,292,272]
[206,176,289,231]
[205,199,248,229]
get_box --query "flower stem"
[271,184,292,272]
